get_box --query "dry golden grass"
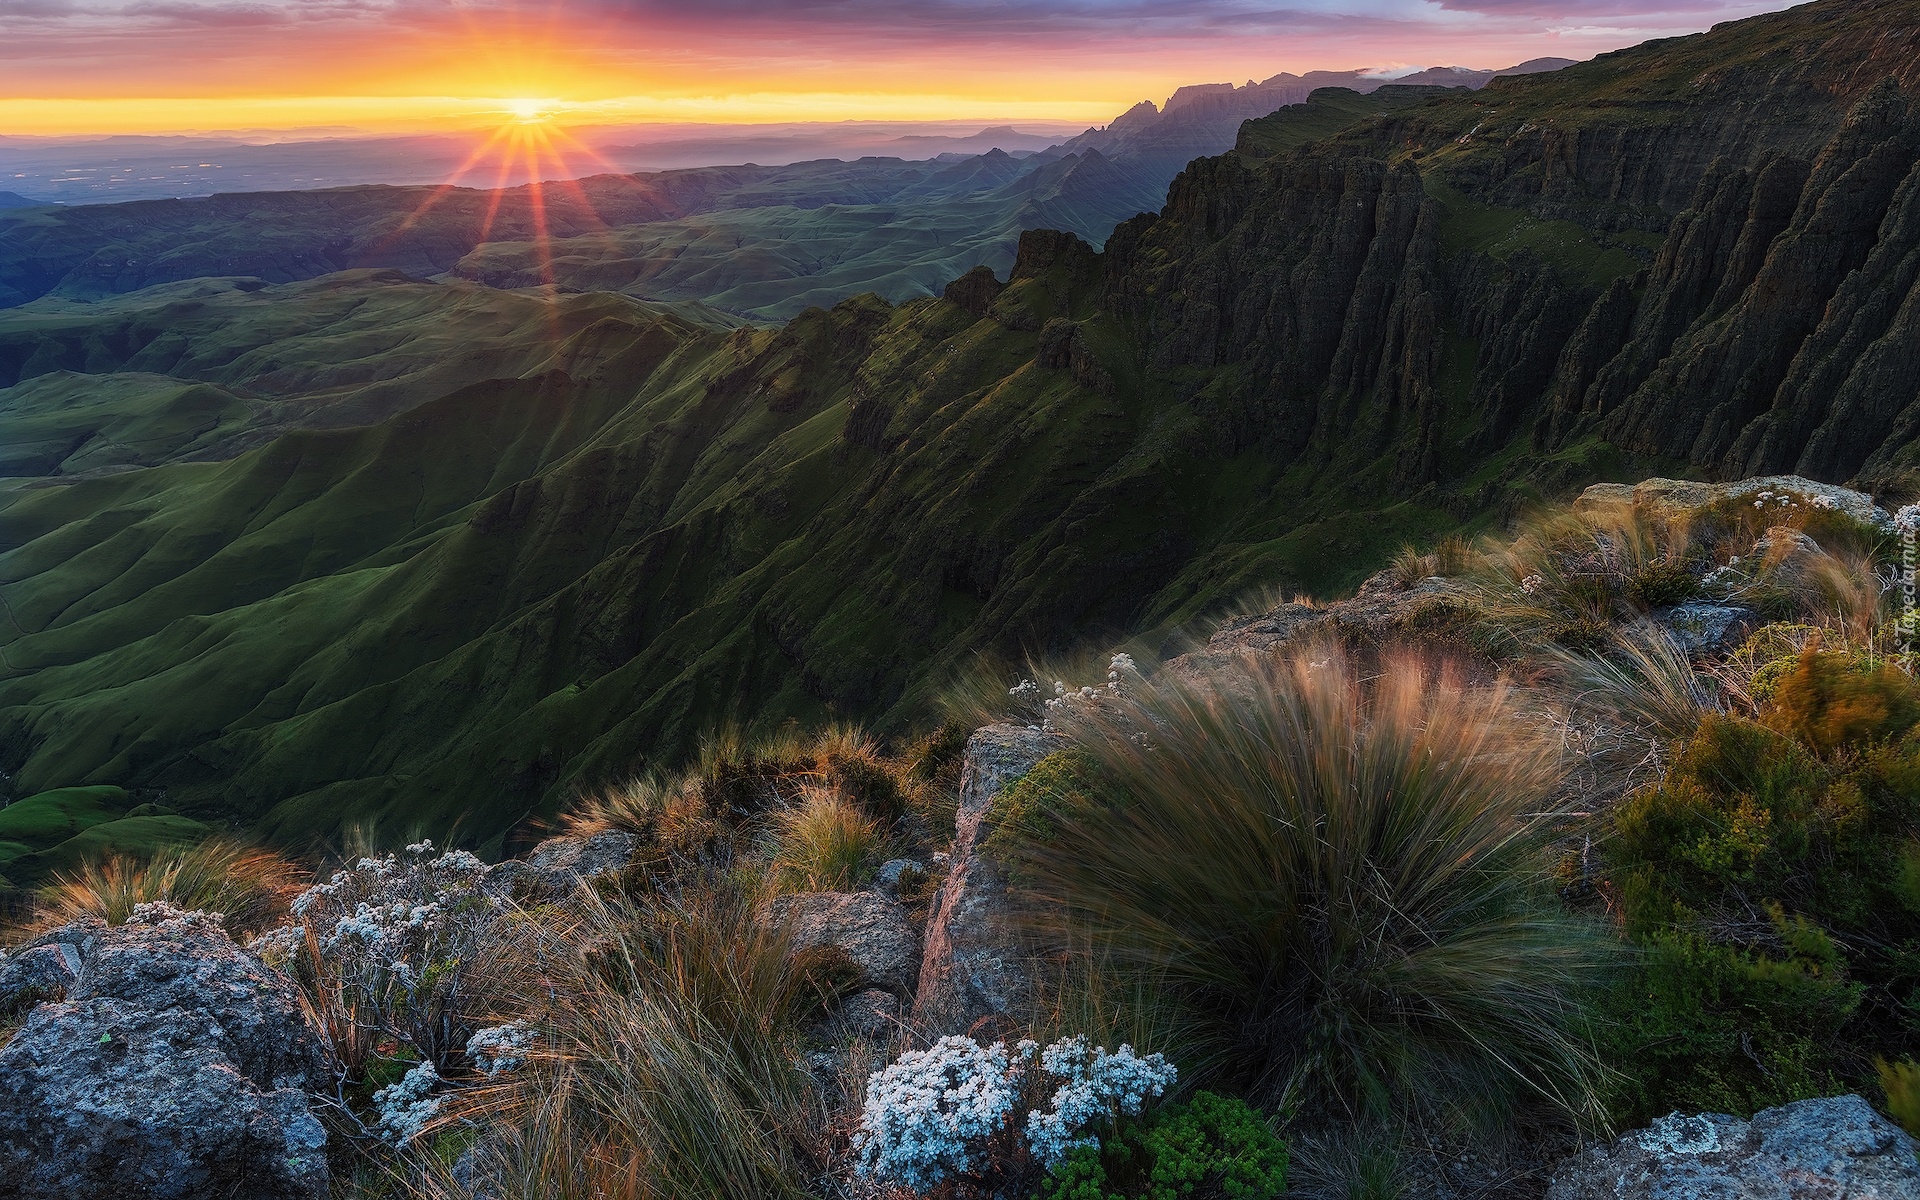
[26,838,305,938]
[421,882,831,1200]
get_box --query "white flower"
[372,1061,443,1145]
[466,1022,535,1076]
[1025,1038,1176,1164]
[853,1033,1175,1187]
[853,1036,1020,1191]
[1520,573,1546,596]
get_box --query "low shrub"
[1878,1058,1920,1136]
[1601,652,1920,1120]
[853,1033,1176,1195]
[1011,645,1613,1130]
[1625,560,1699,609]
[256,841,501,1080]
[1040,1091,1288,1200]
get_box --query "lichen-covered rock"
[0,939,85,1012]
[485,828,639,899]
[912,724,1057,1035]
[1574,475,1894,532]
[767,890,920,999]
[1547,1094,1920,1200]
[1655,601,1759,656]
[0,904,330,1200]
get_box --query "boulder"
[828,989,903,1042]
[912,724,1057,1036]
[485,828,639,898]
[0,903,330,1200]
[1655,601,1759,656]
[767,890,920,999]
[1548,1094,1920,1200]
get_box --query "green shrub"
[1013,646,1613,1129]
[1626,560,1700,609]
[1040,1091,1288,1200]
[1762,647,1920,755]
[1600,926,1859,1121]
[1878,1058,1920,1136]
[1601,657,1920,1121]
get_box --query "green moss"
[982,750,1105,870]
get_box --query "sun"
[504,98,553,123]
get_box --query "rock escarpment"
[0,904,330,1200]
[913,724,1057,1036]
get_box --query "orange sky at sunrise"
[3,0,1798,137]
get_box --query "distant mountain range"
[0,61,1572,321]
[0,61,1571,208]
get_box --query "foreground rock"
[767,890,921,999]
[484,828,640,899]
[913,723,1057,1035]
[0,904,330,1200]
[1549,1094,1920,1200]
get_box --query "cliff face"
[1099,0,1920,492]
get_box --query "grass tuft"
[1012,643,1614,1129]
[27,838,305,937]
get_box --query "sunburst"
[371,98,626,332]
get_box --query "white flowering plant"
[1007,653,1141,734]
[852,1033,1174,1194]
[254,840,504,1088]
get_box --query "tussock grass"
[1544,623,1728,746]
[769,785,884,894]
[1016,643,1615,1129]
[427,883,830,1200]
[27,838,305,937]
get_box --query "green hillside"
[2,0,1917,853]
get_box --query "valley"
[1,0,1917,853]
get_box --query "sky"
[2,0,1801,137]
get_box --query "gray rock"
[485,828,640,898]
[828,989,903,1042]
[0,904,330,1200]
[1548,1094,1920,1200]
[870,858,923,898]
[1655,602,1759,656]
[1574,475,1893,532]
[0,942,84,1010]
[912,724,1057,1036]
[767,890,921,999]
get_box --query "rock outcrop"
[0,904,330,1200]
[1548,1094,1920,1200]
[912,724,1057,1036]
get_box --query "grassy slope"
[5,0,1910,847]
